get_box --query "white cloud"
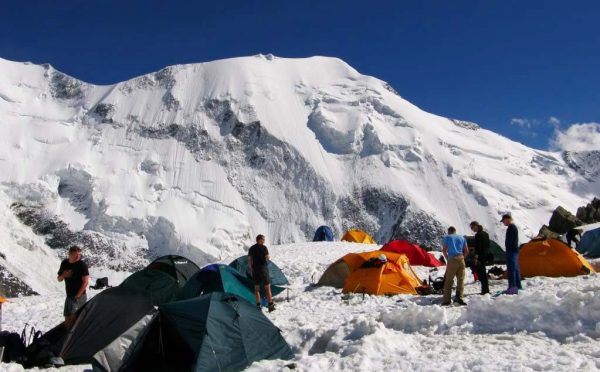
[510,118,534,128]
[550,122,600,152]
[547,116,560,129]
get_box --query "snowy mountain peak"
[0,55,597,294]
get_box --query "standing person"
[441,226,469,306]
[248,234,275,312]
[469,221,490,295]
[566,228,583,248]
[57,246,89,328]
[501,214,521,294]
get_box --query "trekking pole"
[158,314,166,369]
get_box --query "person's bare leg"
[254,285,261,304]
[265,284,273,304]
[65,315,76,329]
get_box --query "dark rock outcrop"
[548,206,583,234]
[0,264,38,297]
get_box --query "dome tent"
[177,264,256,304]
[380,240,443,267]
[519,238,596,278]
[313,225,335,241]
[318,250,425,295]
[465,236,506,264]
[94,293,294,372]
[57,286,157,367]
[120,268,180,305]
[341,229,376,244]
[229,256,289,297]
[146,255,200,287]
[577,226,600,258]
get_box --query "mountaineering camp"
[1,203,598,371]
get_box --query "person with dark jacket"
[469,221,490,295]
[248,234,275,312]
[501,214,521,293]
[566,228,583,248]
[57,246,89,328]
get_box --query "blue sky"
[1,0,599,150]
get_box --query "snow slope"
[2,242,600,371]
[0,54,598,292]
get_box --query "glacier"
[0,54,597,294]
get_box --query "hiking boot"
[268,302,276,312]
[256,303,261,310]
[454,298,467,306]
[441,302,451,306]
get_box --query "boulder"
[538,225,561,240]
[576,206,588,222]
[592,197,600,210]
[548,206,582,234]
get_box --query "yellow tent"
[318,250,424,295]
[519,238,596,278]
[341,229,376,244]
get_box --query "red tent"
[380,240,443,267]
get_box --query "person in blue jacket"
[501,214,521,294]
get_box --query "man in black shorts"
[248,234,275,312]
[57,246,90,328]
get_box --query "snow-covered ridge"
[0,55,597,293]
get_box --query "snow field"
[252,242,600,371]
[2,242,600,371]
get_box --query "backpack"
[0,331,27,362]
[90,277,110,290]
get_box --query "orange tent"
[341,229,376,244]
[519,238,596,278]
[318,250,424,295]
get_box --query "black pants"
[474,262,489,294]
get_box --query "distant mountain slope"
[0,55,597,292]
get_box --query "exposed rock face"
[0,264,38,297]
[563,151,600,182]
[576,198,600,224]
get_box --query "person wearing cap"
[57,246,89,328]
[441,226,469,306]
[501,214,521,294]
[470,221,490,295]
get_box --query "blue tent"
[177,264,257,304]
[313,225,334,241]
[577,227,600,258]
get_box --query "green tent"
[177,264,257,304]
[229,256,289,297]
[91,293,294,371]
[120,268,180,305]
[465,236,506,265]
[147,255,200,287]
[160,293,294,371]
